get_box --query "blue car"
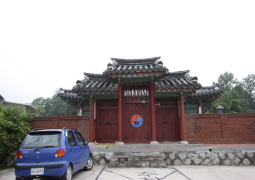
[15,128,94,180]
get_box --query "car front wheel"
[83,156,94,171]
[60,164,72,180]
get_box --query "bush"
[0,105,34,161]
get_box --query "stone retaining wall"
[92,151,255,167]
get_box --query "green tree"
[31,97,47,107]
[230,83,255,113]
[46,94,78,116]
[229,100,242,113]
[208,91,231,113]
[34,105,46,116]
[213,72,238,91]
[242,74,255,97]
[31,89,78,116]
[208,82,255,113]
[0,105,33,161]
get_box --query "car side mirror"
[85,140,89,145]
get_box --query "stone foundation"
[92,151,255,167]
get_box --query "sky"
[0,0,255,104]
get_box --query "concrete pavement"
[1,165,255,180]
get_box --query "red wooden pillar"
[89,98,94,142]
[150,80,157,144]
[179,95,188,143]
[117,81,124,144]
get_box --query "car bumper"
[15,161,68,178]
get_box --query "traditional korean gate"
[123,103,151,143]
[156,101,180,142]
[96,102,118,143]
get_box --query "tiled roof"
[72,73,118,92]
[154,70,201,90]
[192,86,224,98]
[58,57,224,100]
[58,89,82,100]
[103,57,169,75]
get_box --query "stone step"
[127,160,167,167]
[111,156,165,163]
[109,160,166,168]
[90,144,205,153]
[128,152,165,157]
[108,152,167,167]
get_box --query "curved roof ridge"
[161,70,190,79]
[104,57,169,75]
[110,57,161,66]
[83,72,104,77]
[111,56,160,61]
[60,88,73,92]
[167,70,190,74]
[82,73,108,82]
[202,85,217,89]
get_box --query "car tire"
[83,155,94,171]
[59,164,72,180]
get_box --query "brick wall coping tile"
[33,115,90,120]
[185,113,255,118]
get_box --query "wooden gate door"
[96,108,118,143]
[156,107,180,142]
[123,103,151,143]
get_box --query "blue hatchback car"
[15,128,93,180]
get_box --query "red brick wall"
[31,113,255,144]
[30,116,90,141]
[185,113,255,144]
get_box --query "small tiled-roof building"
[58,57,223,144]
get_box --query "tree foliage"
[0,105,33,161]
[212,72,238,91]
[207,73,255,113]
[31,89,78,116]
[242,74,255,97]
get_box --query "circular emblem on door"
[130,114,143,127]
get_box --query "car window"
[22,132,60,149]
[74,132,85,146]
[66,131,76,146]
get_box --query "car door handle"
[70,149,73,151]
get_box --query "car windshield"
[21,132,60,149]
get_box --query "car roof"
[31,127,77,132]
